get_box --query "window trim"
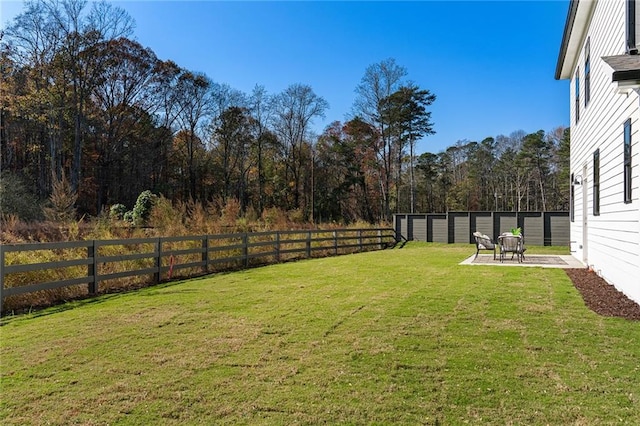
[624,119,632,203]
[593,149,600,216]
[575,68,580,123]
[584,37,591,107]
[628,0,638,54]
[570,173,575,222]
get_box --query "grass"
[1,242,639,425]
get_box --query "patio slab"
[460,254,585,269]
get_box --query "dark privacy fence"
[394,212,570,246]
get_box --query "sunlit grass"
[1,243,638,425]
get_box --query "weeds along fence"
[0,228,397,314]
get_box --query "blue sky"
[1,0,570,154]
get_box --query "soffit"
[555,0,597,80]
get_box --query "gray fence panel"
[428,215,448,243]
[520,212,544,246]
[547,213,570,246]
[450,213,470,244]
[497,212,518,235]
[409,215,427,241]
[396,214,408,240]
[406,215,414,240]
[470,212,493,242]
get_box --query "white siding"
[568,0,640,303]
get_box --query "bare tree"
[174,71,213,199]
[90,37,158,211]
[352,58,407,219]
[271,83,328,211]
[4,0,67,193]
[248,85,274,213]
[46,0,134,192]
[211,106,256,208]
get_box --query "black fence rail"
[0,228,397,313]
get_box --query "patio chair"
[498,234,524,263]
[473,231,496,260]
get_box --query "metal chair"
[473,231,496,260]
[498,234,524,263]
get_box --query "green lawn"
[1,243,638,425]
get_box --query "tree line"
[0,0,569,225]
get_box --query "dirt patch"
[565,269,640,321]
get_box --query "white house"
[555,0,640,304]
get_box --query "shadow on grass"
[1,248,402,322]
[0,278,189,324]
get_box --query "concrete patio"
[460,253,585,269]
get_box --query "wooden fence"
[394,211,570,246]
[0,228,397,314]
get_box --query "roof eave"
[555,0,597,80]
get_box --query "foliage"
[130,190,157,226]
[147,196,188,234]
[261,206,290,229]
[42,173,78,223]
[123,210,134,224]
[109,204,127,221]
[353,58,408,220]
[413,128,570,213]
[2,243,638,424]
[0,172,42,222]
[379,84,436,213]
[219,197,241,228]
[1,225,393,311]
[2,0,567,223]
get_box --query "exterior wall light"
[573,174,583,185]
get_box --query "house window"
[627,0,638,54]
[584,38,591,107]
[575,69,580,123]
[570,173,575,222]
[593,149,600,216]
[624,119,632,203]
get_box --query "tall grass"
[1,197,376,311]
[1,243,638,425]
[1,227,392,313]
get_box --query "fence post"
[275,232,280,262]
[378,229,383,250]
[0,245,5,314]
[87,240,98,295]
[358,230,363,251]
[155,237,162,283]
[306,231,312,258]
[201,235,209,273]
[242,233,249,268]
[333,231,338,255]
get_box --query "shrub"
[261,207,289,229]
[0,172,42,222]
[131,190,157,226]
[123,210,134,224]
[148,196,188,236]
[185,199,207,231]
[109,204,128,221]
[220,198,241,228]
[42,172,77,223]
[287,208,305,225]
